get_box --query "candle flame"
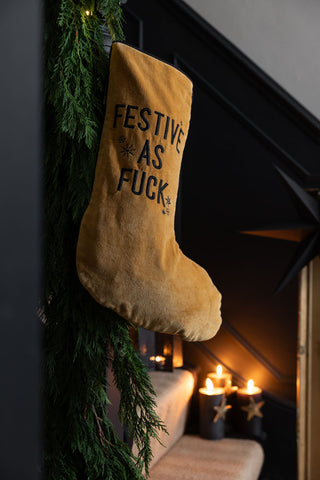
[149,355,165,363]
[206,378,214,392]
[247,379,255,394]
[216,365,223,376]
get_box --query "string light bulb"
[85,9,90,16]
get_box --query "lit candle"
[236,379,264,438]
[199,378,228,440]
[149,355,166,367]
[238,379,262,396]
[199,378,224,396]
[207,365,232,391]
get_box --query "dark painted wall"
[122,2,320,478]
[123,0,320,405]
[0,2,42,479]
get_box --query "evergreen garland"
[43,1,166,478]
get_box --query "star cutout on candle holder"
[241,397,264,421]
[213,397,232,423]
[242,166,320,293]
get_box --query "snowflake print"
[120,141,135,159]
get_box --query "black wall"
[0,3,42,479]
[123,0,320,403]
[123,2,320,478]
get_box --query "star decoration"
[242,166,320,292]
[213,397,232,423]
[241,397,264,421]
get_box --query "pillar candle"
[236,379,264,438]
[199,378,226,440]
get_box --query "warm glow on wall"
[163,344,172,356]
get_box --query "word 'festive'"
[113,104,185,154]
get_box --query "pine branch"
[109,317,168,475]
[43,1,165,478]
